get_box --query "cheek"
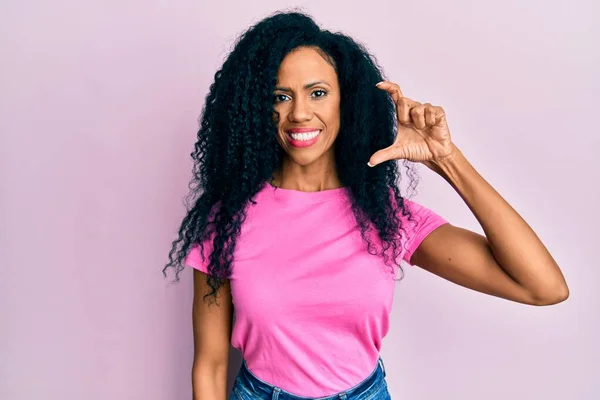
[323,104,341,132]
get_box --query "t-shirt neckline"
[263,181,348,202]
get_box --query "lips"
[286,128,321,133]
[285,129,322,148]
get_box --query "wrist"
[434,143,461,166]
[431,144,472,187]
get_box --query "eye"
[273,94,289,103]
[311,89,327,98]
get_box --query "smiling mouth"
[286,130,321,141]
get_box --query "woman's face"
[273,46,341,167]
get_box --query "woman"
[163,10,569,400]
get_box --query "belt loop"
[339,392,347,400]
[378,357,386,377]
[272,387,281,400]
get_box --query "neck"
[271,156,342,192]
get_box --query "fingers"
[376,81,415,125]
[376,82,443,130]
[368,145,405,167]
[411,103,445,130]
[398,97,419,126]
[424,105,436,126]
[410,104,427,129]
[376,80,403,98]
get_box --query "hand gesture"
[368,81,455,170]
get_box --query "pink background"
[1,0,598,399]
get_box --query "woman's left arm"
[412,144,568,306]
[370,81,569,306]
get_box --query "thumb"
[368,145,402,167]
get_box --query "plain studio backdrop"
[1,0,598,399]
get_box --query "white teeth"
[289,130,320,141]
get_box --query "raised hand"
[368,81,455,170]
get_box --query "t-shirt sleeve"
[183,239,214,275]
[183,204,220,275]
[399,199,448,265]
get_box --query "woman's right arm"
[191,269,234,400]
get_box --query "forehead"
[277,47,337,84]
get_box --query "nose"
[288,97,312,123]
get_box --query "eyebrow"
[274,81,331,92]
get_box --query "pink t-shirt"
[185,182,447,397]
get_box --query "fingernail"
[367,162,374,167]
[376,81,384,86]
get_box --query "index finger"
[376,81,404,99]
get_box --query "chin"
[286,151,323,166]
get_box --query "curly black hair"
[163,9,419,302]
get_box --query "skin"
[369,81,569,307]
[192,46,569,400]
[270,47,342,192]
[192,272,232,400]
[270,46,569,306]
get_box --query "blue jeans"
[231,357,391,400]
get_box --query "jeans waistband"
[234,357,387,400]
